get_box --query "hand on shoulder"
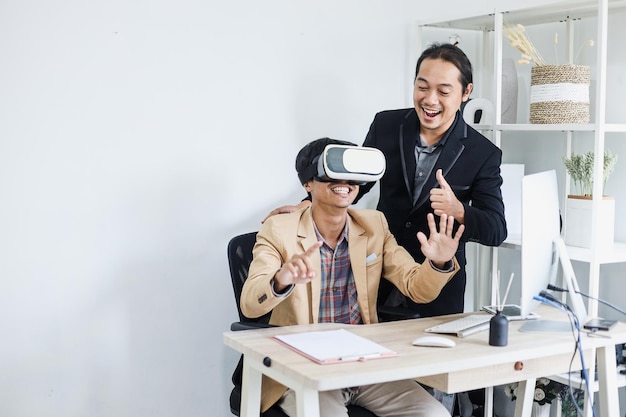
[261,200,311,223]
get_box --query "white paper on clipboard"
[273,328,397,364]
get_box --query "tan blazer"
[240,207,459,411]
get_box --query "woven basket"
[530,64,590,124]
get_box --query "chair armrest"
[377,306,421,322]
[230,321,277,331]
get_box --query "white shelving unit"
[417,1,626,416]
[417,0,626,313]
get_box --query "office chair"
[227,232,378,417]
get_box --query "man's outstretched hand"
[417,213,464,268]
[273,241,323,292]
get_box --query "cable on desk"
[533,295,596,417]
[547,284,626,317]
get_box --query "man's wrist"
[271,271,294,297]
[455,201,466,224]
[429,259,454,272]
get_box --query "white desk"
[224,306,626,417]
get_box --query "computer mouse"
[411,335,456,348]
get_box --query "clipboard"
[273,328,397,364]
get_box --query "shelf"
[500,238,626,264]
[472,123,626,133]
[419,0,626,31]
[501,234,521,248]
[498,124,597,132]
[567,242,626,263]
[605,124,626,132]
[550,364,626,391]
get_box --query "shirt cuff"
[429,259,455,273]
[271,278,295,298]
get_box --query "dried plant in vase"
[504,24,546,66]
[504,24,594,67]
[504,23,595,124]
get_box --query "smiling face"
[305,179,359,211]
[413,57,472,145]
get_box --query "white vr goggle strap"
[298,145,386,185]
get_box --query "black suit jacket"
[361,108,507,316]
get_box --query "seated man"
[241,137,464,417]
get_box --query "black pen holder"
[489,311,509,347]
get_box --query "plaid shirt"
[314,221,363,325]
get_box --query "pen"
[339,352,383,361]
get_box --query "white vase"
[564,195,615,250]
[531,402,550,417]
[462,98,493,125]
[501,58,518,123]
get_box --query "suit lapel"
[399,109,418,205]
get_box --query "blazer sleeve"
[239,225,286,319]
[375,214,460,303]
[459,142,508,246]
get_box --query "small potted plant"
[504,378,566,417]
[562,150,617,249]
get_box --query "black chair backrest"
[227,231,257,321]
[227,231,272,325]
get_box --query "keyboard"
[424,314,492,338]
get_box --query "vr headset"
[298,145,386,185]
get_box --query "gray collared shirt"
[413,135,443,205]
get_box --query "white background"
[1,1,625,416]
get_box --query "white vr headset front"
[298,145,386,185]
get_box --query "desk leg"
[295,386,320,417]
[596,345,619,417]
[240,356,263,417]
[513,378,534,417]
[484,387,494,417]
[583,353,595,417]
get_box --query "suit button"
[405,222,412,228]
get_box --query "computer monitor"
[519,170,561,319]
[519,170,589,332]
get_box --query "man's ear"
[462,82,473,102]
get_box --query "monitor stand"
[519,238,588,334]
[519,320,573,333]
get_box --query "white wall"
[0,1,454,416]
[2,1,624,416]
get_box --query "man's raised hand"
[274,241,323,289]
[416,213,464,268]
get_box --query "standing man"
[359,42,507,317]
[244,138,464,417]
[263,43,506,318]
